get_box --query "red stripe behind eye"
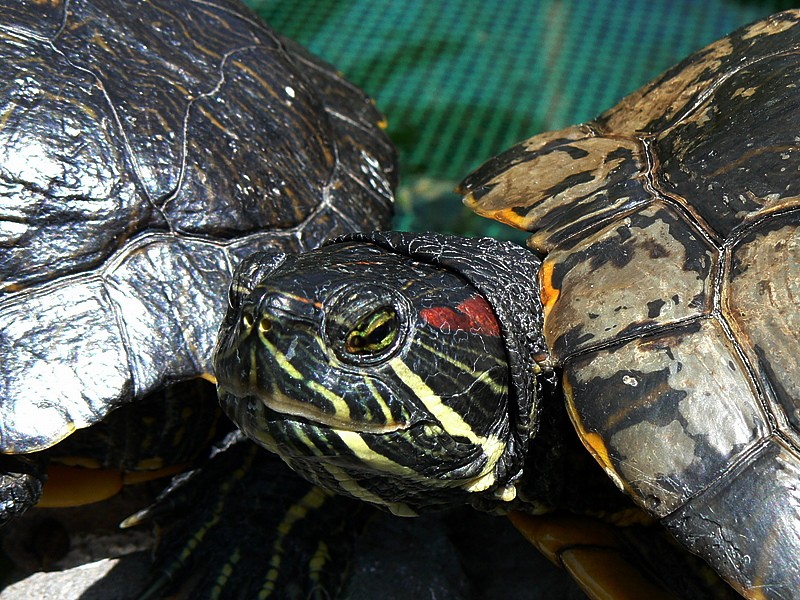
[458,295,501,336]
[420,294,500,336]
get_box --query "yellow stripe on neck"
[388,358,508,495]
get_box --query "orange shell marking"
[539,260,560,318]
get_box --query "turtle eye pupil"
[344,307,399,355]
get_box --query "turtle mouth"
[219,385,410,435]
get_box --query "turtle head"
[215,232,549,515]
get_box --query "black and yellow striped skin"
[216,240,519,515]
[132,432,369,600]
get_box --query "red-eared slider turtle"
[0,0,394,565]
[215,10,800,599]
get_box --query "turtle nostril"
[258,316,272,334]
[241,309,255,330]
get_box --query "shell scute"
[541,204,715,361]
[564,318,768,517]
[463,131,649,253]
[727,213,800,440]
[0,0,396,452]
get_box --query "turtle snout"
[215,290,314,398]
[238,302,273,337]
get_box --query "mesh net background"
[247,0,798,238]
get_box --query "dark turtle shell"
[0,0,395,454]
[462,10,800,598]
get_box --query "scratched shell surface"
[0,0,395,452]
[461,10,800,599]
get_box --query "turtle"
[214,9,800,600]
[0,0,395,592]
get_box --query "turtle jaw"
[216,323,515,513]
[217,384,411,436]
[215,303,514,513]
[219,382,512,515]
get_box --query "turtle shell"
[0,0,395,454]
[461,10,800,599]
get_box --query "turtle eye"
[344,307,399,355]
[326,287,409,365]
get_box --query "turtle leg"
[0,454,47,526]
[509,512,739,600]
[128,431,370,600]
[33,379,221,509]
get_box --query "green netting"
[246,0,800,236]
